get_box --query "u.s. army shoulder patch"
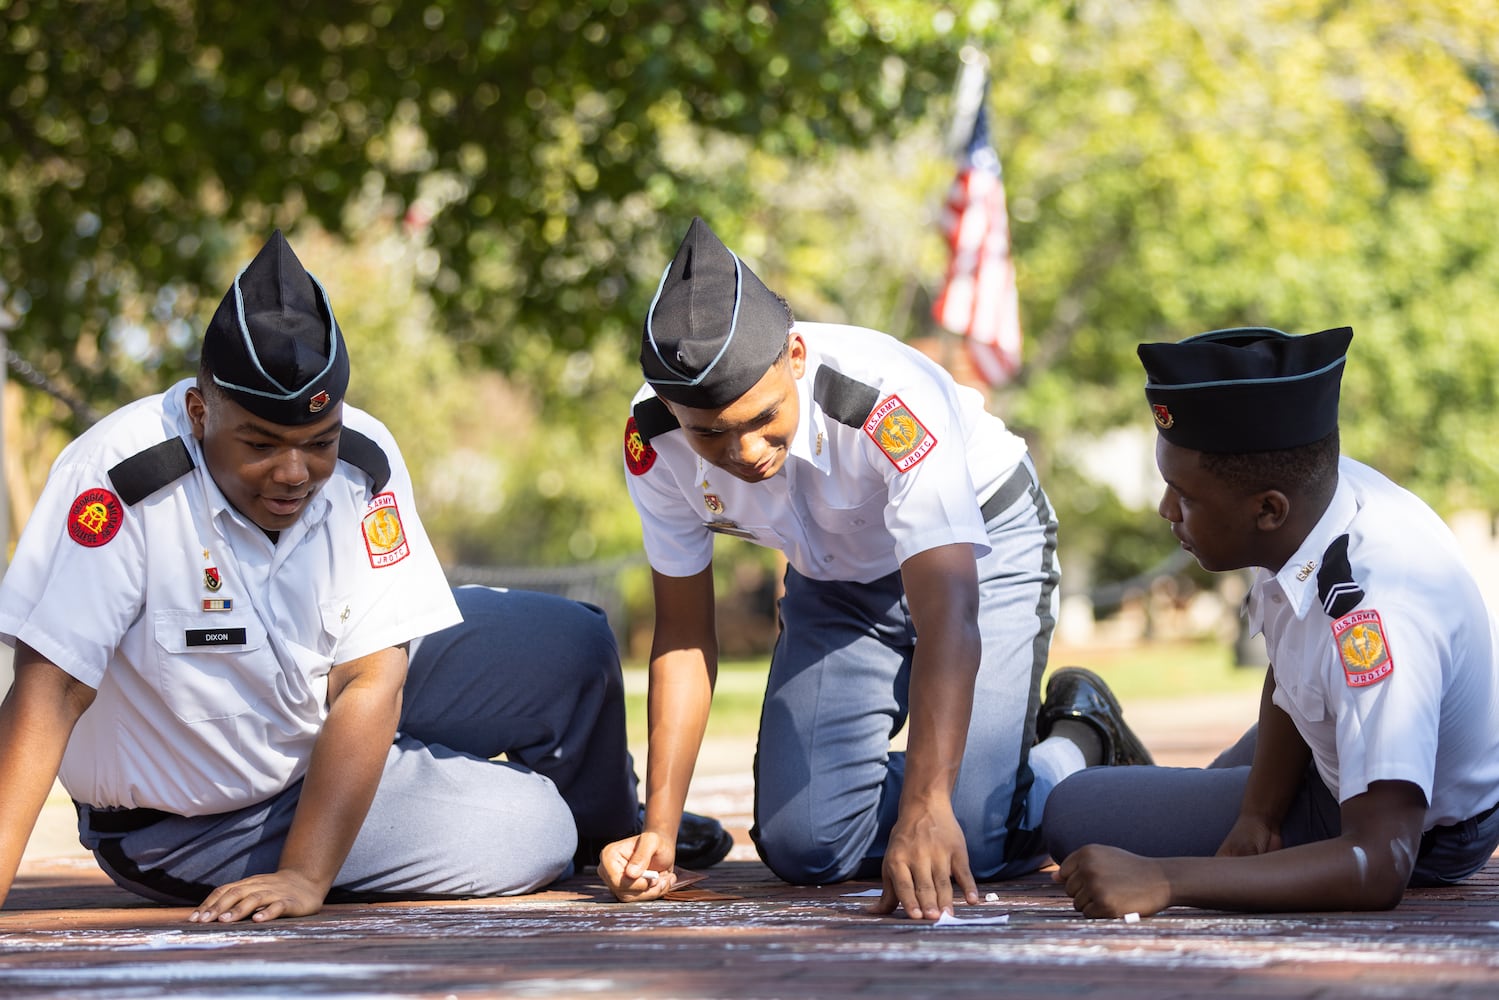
[864,395,936,472]
[1331,609,1393,687]
[362,491,410,568]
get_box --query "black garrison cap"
[1138,326,1353,453]
[201,230,349,425]
[639,217,791,408]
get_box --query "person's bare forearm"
[0,650,94,905]
[876,543,985,919]
[1169,833,1409,911]
[643,647,714,838]
[1060,781,1427,918]
[276,649,405,892]
[640,567,719,842]
[1238,668,1311,825]
[899,544,981,810]
[901,632,976,808]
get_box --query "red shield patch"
[1151,403,1174,429]
[67,488,123,547]
[624,417,657,476]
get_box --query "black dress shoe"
[666,809,735,870]
[571,809,734,871]
[1037,666,1154,766]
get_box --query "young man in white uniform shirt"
[1045,325,1499,917]
[600,218,1150,920]
[0,231,727,923]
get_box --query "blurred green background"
[623,641,1265,748]
[5,0,1498,662]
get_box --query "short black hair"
[196,360,224,402]
[1200,429,1340,499]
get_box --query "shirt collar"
[789,358,831,475]
[1265,470,1359,619]
[168,384,332,536]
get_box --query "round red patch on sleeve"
[624,417,657,476]
[67,487,124,547]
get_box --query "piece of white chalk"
[641,869,661,882]
[984,892,999,903]
[1123,911,1141,923]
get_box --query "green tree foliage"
[1,0,956,424]
[4,0,1498,599]
[983,0,1499,514]
[1,0,969,575]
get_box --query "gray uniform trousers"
[78,586,638,904]
[750,460,1062,884]
[1042,726,1499,886]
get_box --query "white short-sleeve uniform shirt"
[624,322,1029,583]
[1245,458,1499,828]
[0,379,461,815]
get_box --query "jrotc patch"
[67,487,123,548]
[624,417,657,476]
[362,492,410,568]
[204,567,222,591]
[1332,609,1394,687]
[1151,403,1174,429]
[863,395,936,472]
[704,493,724,515]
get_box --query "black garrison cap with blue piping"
[1138,326,1353,453]
[201,230,349,426]
[639,217,791,408]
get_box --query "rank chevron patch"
[1316,533,1365,619]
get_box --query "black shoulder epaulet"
[338,428,391,495]
[1316,533,1365,618]
[632,396,680,444]
[813,366,880,428]
[108,438,196,505]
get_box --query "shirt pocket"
[152,609,270,723]
[314,597,354,661]
[804,487,886,536]
[1275,677,1328,725]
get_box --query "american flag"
[932,78,1022,387]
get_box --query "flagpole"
[946,46,989,159]
[932,45,1024,401]
[937,46,989,381]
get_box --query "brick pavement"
[3,692,1498,998]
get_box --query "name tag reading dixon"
[185,628,247,647]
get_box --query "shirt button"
[823,555,834,563]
